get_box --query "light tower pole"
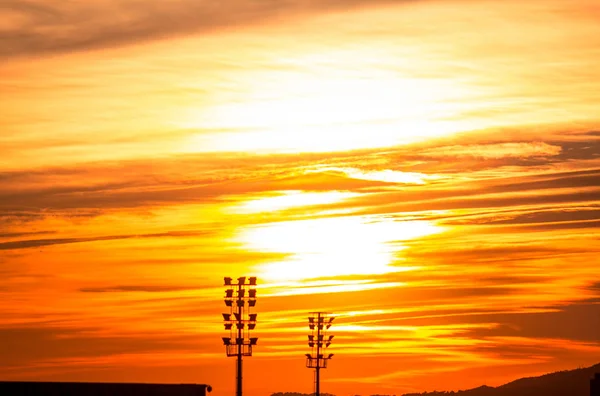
[305,312,334,396]
[222,277,258,396]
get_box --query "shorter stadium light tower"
[306,312,334,396]
[222,276,258,396]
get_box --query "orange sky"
[1,0,600,395]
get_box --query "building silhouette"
[0,381,212,396]
[592,373,600,396]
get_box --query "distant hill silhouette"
[403,362,600,396]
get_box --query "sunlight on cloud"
[422,142,562,159]
[231,191,358,214]
[266,280,407,297]
[183,120,467,154]
[310,167,441,185]
[236,216,444,281]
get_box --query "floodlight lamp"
[225,300,233,307]
[238,289,245,298]
[249,277,257,286]
[236,337,244,345]
[236,323,244,329]
[222,337,231,346]
[249,313,257,322]
[318,324,323,330]
[318,317,324,323]
[326,342,331,347]
[248,323,256,330]
[328,354,334,359]
[250,337,258,345]
[225,323,233,330]
[317,342,323,348]
[329,317,335,323]
[225,289,234,298]
[308,317,314,323]
[248,289,257,298]
[222,313,231,321]
[224,277,232,286]
[234,312,241,321]
[328,335,334,341]
[326,324,332,329]
[238,276,246,284]
[248,299,256,307]
[318,354,324,359]
[318,335,324,341]
[309,324,315,330]
[305,354,312,359]
[237,299,245,307]
[309,342,314,347]
[308,335,314,341]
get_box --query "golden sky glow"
[1,0,600,395]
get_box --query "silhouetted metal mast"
[305,312,334,396]
[222,277,258,396]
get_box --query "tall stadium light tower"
[222,277,258,396]
[306,312,334,396]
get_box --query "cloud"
[0,324,210,368]
[333,165,600,217]
[465,302,600,343]
[420,142,562,159]
[0,159,394,217]
[1,136,599,239]
[554,133,600,161]
[0,230,209,251]
[403,243,589,265]
[0,0,412,58]
[79,285,201,293]
[0,231,54,239]
[310,167,440,185]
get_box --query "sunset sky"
[1,0,600,395]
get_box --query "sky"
[1,0,600,395]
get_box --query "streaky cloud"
[1,0,415,59]
[0,230,210,251]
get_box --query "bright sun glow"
[237,216,444,281]
[179,52,479,153]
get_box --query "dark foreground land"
[1,363,597,396]
[273,362,600,396]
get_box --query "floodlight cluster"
[222,277,258,357]
[306,313,335,369]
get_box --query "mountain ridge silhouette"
[402,362,600,396]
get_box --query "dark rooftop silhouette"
[592,373,600,396]
[0,381,212,396]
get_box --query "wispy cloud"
[420,142,562,159]
[0,230,210,251]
